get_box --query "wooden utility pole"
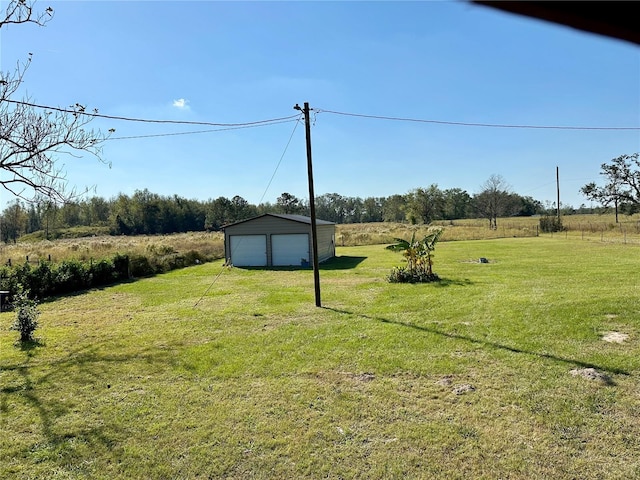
[556,166,561,221]
[294,102,321,307]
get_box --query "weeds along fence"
[336,222,540,246]
[4,255,53,267]
[335,220,640,246]
[547,226,640,245]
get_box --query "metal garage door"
[229,235,267,266]
[272,234,309,266]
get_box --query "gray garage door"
[229,235,267,266]
[272,234,309,266]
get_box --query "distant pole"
[294,102,321,307]
[556,166,561,221]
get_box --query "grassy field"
[336,213,640,245]
[1,235,639,479]
[1,213,638,267]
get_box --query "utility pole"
[294,102,321,307]
[556,166,561,221]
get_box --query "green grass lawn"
[1,237,639,479]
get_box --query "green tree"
[361,196,384,222]
[230,195,256,221]
[515,195,543,216]
[276,192,304,215]
[204,196,232,230]
[407,185,444,224]
[382,194,408,223]
[581,153,639,223]
[1,200,28,242]
[443,188,471,220]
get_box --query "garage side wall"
[316,224,336,263]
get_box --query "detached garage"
[223,214,336,267]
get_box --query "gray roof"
[223,213,335,229]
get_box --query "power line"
[4,99,301,127]
[107,118,299,141]
[193,113,304,308]
[8,97,637,132]
[258,114,303,204]
[317,108,640,131]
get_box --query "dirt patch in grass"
[570,368,613,384]
[435,376,476,395]
[452,383,476,395]
[602,331,629,343]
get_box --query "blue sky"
[1,0,639,209]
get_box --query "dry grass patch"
[602,332,629,344]
[0,231,224,264]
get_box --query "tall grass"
[0,231,225,265]
[337,213,640,246]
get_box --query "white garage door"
[272,234,310,266]
[229,235,267,266]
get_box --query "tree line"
[4,153,640,242]
[1,178,547,242]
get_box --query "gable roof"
[222,213,335,230]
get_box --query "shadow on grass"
[430,278,475,287]
[320,256,367,270]
[323,306,626,380]
[237,255,367,272]
[17,338,46,354]
[0,342,178,460]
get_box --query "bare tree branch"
[0,0,53,28]
[0,0,113,204]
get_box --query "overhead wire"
[316,108,640,131]
[107,118,299,141]
[10,97,640,132]
[4,98,302,127]
[257,114,303,205]
[192,113,304,308]
[8,98,638,136]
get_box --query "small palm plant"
[386,227,443,283]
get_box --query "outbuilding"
[223,213,336,267]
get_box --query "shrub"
[388,266,440,284]
[540,215,565,233]
[54,260,91,294]
[89,258,118,286]
[183,250,207,265]
[112,253,130,280]
[30,261,56,298]
[129,255,155,277]
[10,289,40,343]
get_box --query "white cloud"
[172,98,190,109]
